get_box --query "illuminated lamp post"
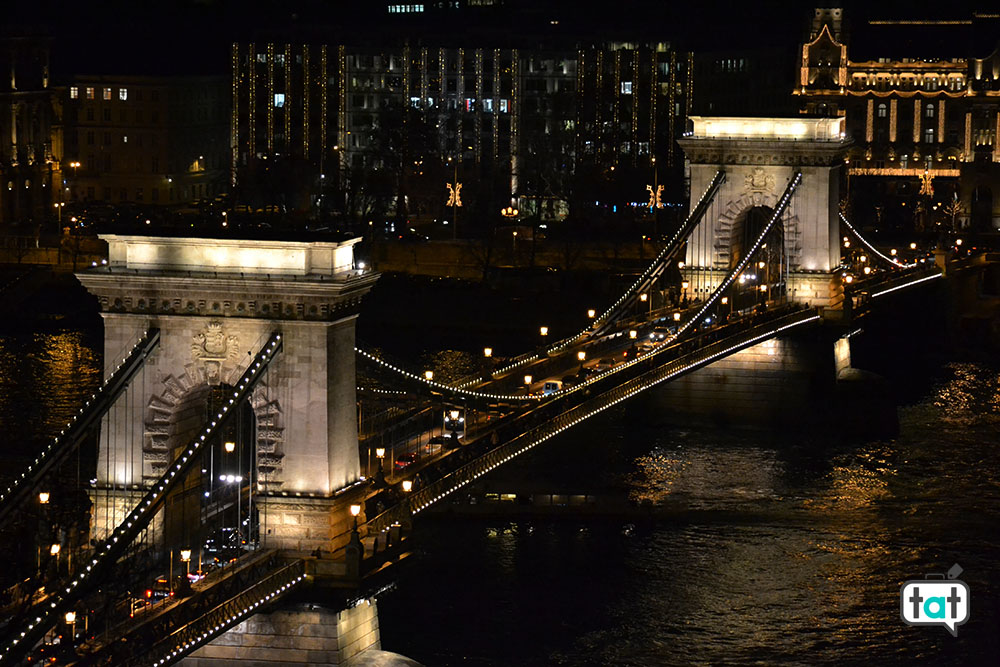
[373,447,387,489]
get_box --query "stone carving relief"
[191,321,240,385]
[744,167,776,194]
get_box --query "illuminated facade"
[232,40,692,220]
[0,35,60,228]
[62,75,228,206]
[795,8,1000,229]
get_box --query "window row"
[71,86,147,101]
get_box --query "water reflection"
[0,331,101,466]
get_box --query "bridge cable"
[356,170,729,395]
[0,333,283,667]
[0,328,160,530]
[839,212,914,269]
[356,176,801,410]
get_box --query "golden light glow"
[910,242,917,250]
[721,297,729,305]
[50,544,61,555]
[681,281,689,289]
[845,275,854,284]
[376,448,385,459]
[629,330,637,339]
[38,492,50,504]
[639,293,648,302]
[760,285,768,292]
[891,248,897,256]
[524,375,533,385]
[864,266,872,274]
[180,549,192,562]
[587,309,596,318]
[539,326,548,336]
[449,410,460,420]
[224,441,235,453]
[577,351,586,361]
[402,480,413,493]
[424,370,434,380]
[673,312,681,321]
[689,115,844,141]
[956,238,963,246]
[350,504,361,517]
[65,612,76,624]
[483,347,493,357]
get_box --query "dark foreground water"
[2,323,998,665]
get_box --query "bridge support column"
[182,600,380,666]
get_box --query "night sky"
[5,0,995,78]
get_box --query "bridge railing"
[366,307,820,531]
[0,334,284,667]
[114,559,307,667]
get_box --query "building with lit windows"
[62,75,228,207]
[796,8,1000,230]
[231,39,692,226]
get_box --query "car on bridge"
[395,452,420,469]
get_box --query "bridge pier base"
[641,331,896,434]
[182,599,380,666]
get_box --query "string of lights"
[839,213,913,268]
[366,309,820,531]
[0,328,159,518]
[0,334,284,665]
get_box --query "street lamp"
[50,543,61,556]
[587,309,596,319]
[402,480,413,493]
[224,441,235,454]
[65,611,76,642]
[424,370,434,381]
[629,330,637,339]
[350,504,361,531]
[639,293,648,302]
[524,375,533,386]
[38,492,50,504]
[673,312,681,321]
[501,206,518,218]
[539,326,548,337]
[483,347,493,358]
[373,447,387,488]
[910,242,917,250]
[180,549,192,577]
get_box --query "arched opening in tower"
[729,205,787,311]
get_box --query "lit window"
[924,128,934,143]
[276,54,285,65]
[621,81,633,94]
[256,53,267,63]
[410,96,421,107]
[274,93,285,107]
[119,88,128,101]
[465,98,475,111]
[925,103,934,118]
[877,103,887,118]
[70,86,78,99]
[123,135,128,143]
[86,87,95,100]
[483,98,493,112]
[900,155,908,168]
[103,88,112,100]
[499,99,509,113]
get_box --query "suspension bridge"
[0,116,952,665]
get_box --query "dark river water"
[1,294,998,665]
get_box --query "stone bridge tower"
[679,116,849,306]
[77,235,378,552]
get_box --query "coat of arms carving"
[192,321,240,384]
[744,168,776,194]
